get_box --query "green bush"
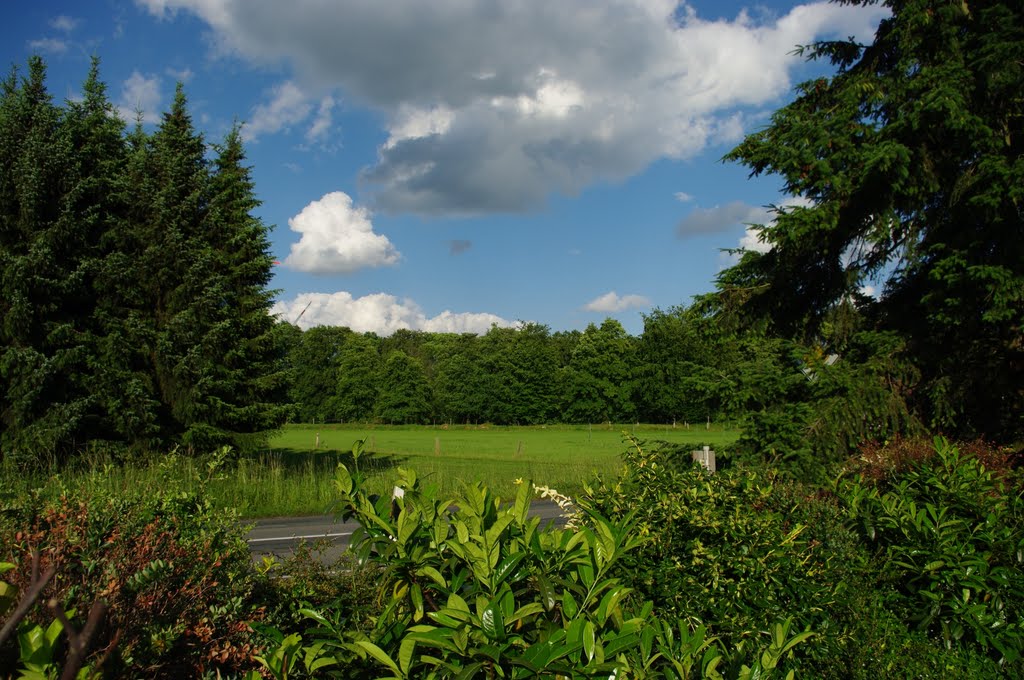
[243,462,811,678]
[838,437,1024,669]
[0,483,264,676]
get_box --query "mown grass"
[1,423,740,518]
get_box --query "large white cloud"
[272,292,513,335]
[284,191,400,274]
[137,0,885,215]
[583,292,651,313]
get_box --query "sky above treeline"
[3,1,886,336]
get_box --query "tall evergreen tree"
[722,0,1023,441]
[0,57,91,464]
[193,123,290,449]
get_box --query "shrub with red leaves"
[1,491,264,676]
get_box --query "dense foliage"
[281,314,778,429]
[583,435,1023,677]
[2,436,1020,678]
[0,58,288,466]
[0,460,263,676]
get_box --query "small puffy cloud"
[583,291,650,313]
[721,195,815,265]
[284,191,400,274]
[246,80,312,141]
[677,201,769,237]
[272,291,512,335]
[305,95,335,144]
[738,225,772,254]
[449,239,472,255]
[50,15,79,32]
[116,71,162,123]
[674,191,693,203]
[166,66,194,82]
[28,38,69,54]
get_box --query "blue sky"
[3,1,885,336]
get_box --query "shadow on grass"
[244,447,409,476]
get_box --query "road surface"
[246,499,569,563]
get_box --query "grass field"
[244,423,739,515]
[2,424,740,518]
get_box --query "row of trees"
[0,58,288,465]
[282,316,734,428]
[282,302,922,477]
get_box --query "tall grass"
[0,424,740,517]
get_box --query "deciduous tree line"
[0,58,288,466]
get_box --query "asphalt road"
[246,499,569,563]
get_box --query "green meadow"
[2,424,739,518]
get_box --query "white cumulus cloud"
[583,292,650,313]
[135,0,888,216]
[28,38,69,54]
[245,80,313,141]
[305,95,336,144]
[284,191,400,274]
[116,71,162,124]
[272,292,512,335]
[678,201,770,237]
[50,15,80,32]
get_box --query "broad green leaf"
[514,479,532,526]
[417,565,447,588]
[411,583,425,622]
[334,464,352,495]
[399,636,417,676]
[562,590,579,620]
[509,602,545,624]
[481,597,506,641]
[597,585,630,626]
[494,552,527,588]
[448,592,470,613]
[355,641,401,676]
[583,621,596,663]
[537,574,556,612]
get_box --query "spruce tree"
[0,57,90,464]
[197,123,289,449]
[722,0,1023,441]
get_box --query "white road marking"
[247,530,354,544]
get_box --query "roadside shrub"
[847,435,1019,485]
[838,437,1024,670]
[0,486,263,676]
[583,437,853,636]
[245,463,810,678]
[252,539,383,637]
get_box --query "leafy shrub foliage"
[582,435,1023,677]
[838,437,1024,668]
[582,437,842,641]
[244,463,810,678]
[0,483,263,676]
